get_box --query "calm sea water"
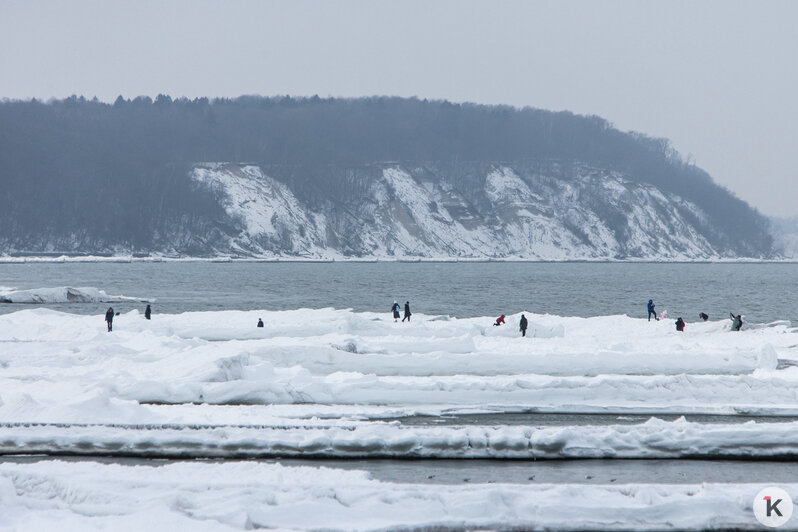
[4,456,798,485]
[0,262,796,324]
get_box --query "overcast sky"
[2,0,796,217]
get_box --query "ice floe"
[0,308,795,419]
[0,286,150,304]
[0,307,796,457]
[2,305,798,528]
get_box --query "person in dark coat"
[675,317,685,332]
[105,307,115,332]
[730,313,743,331]
[257,318,264,328]
[699,312,709,322]
[494,314,506,326]
[647,300,659,321]
[391,301,401,322]
[402,301,412,322]
[144,304,151,320]
[519,314,528,337]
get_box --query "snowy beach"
[1,295,798,528]
[1,306,796,427]
[1,261,797,530]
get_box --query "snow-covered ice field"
[1,305,796,427]
[2,459,796,531]
[2,291,798,529]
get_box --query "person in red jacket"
[494,314,506,326]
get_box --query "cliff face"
[0,96,776,259]
[186,161,757,260]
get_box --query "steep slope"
[189,162,741,260]
[192,164,331,256]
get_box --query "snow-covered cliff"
[0,96,775,260]
[188,162,756,260]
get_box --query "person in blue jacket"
[647,299,659,321]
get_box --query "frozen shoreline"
[0,254,794,263]
[1,308,796,420]
[0,459,793,531]
[2,304,798,529]
[1,306,798,459]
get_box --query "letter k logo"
[755,488,792,527]
[766,496,784,517]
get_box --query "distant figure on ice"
[675,317,685,332]
[519,314,528,337]
[647,300,659,321]
[494,314,506,326]
[257,318,264,328]
[402,301,412,322]
[391,301,401,322]
[144,304,151,320]
[105,307,115,332]
[660,310,668,320]
[699,312,709,322]
[730,313,743,331]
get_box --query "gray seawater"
[3,456,798,485]
[0,262,797,324]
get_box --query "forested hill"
[0,95,775,259]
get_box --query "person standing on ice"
[391,301,401,322]
[647,299,659,321]
[675,317,685,332]
[402,301,412,322]
[494,314,506,326]
[730,313,743,331]
[144,304,151,320]
[105,307,115,332]
[519,314,528,337]
[257,318,264,328]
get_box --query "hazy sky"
[2,0,796,217]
